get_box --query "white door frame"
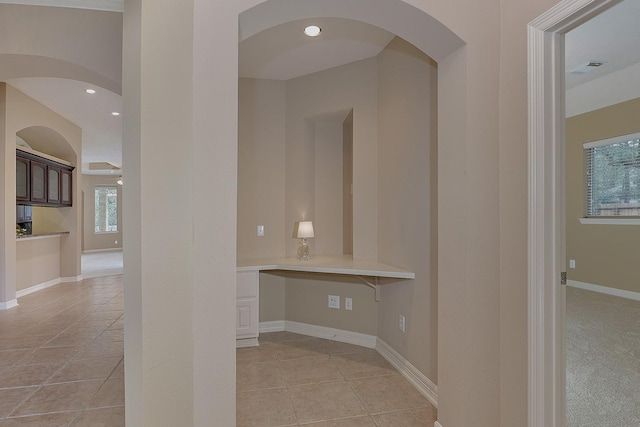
[527,0,621,426]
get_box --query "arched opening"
[234,0,466,424]
[17,125,78,165]
[123,0,498,424]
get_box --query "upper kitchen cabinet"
[16,157,30,202]
[60,169,72,206]
[17,149,74,207]
[48,166,61,204]
[30,160,47,204]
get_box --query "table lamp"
[295,221,314,260]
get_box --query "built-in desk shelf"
[237,255,414,301]
[235,255,415,346]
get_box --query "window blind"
[584,132,640,217]
[95,186,118,232]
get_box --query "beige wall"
[0,5,122,94]
[81,174,123,252]
[286,57,378,259]
[1,83,82,307]
[343,112,353,254]
[237,78,287,322]
[239,36,438,376]
[377,37,438,380]
[1,0,567,424]
[119,0,564,424]
[566,97,640,293]
[282,58,379,334]
[16,236,61,292]
[237,78,286,260]
[286,273,378,336]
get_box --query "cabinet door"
[48,167,61,204]
[236,298,258,339]
[16,157,30,202]
[236,271,259,339]
[16,205,25,223]
[61,169,73,205]
[30,161,47,203]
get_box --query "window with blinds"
[95,186,118,232]
[584,132,640,217]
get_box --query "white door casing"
[527,0,620,426]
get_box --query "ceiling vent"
[569,60,606,74]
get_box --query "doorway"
[528,0,628,425]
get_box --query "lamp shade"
[295,221,315,238]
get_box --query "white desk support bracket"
[356,276,380,302]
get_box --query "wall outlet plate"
[328,295,340,309]
[345,297,352,310]
[569,259,575,269]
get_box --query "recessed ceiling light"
[304,25,322,37]
[111,112,120,116]
[85,89,96,94]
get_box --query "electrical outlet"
[345,297,353,311]
[115,240,118,244]
[399,314,406,333]
[257,225,264,237]
[328,295,340,309]
[569,259,576,269]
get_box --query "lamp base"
[298,239,310,261]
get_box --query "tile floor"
[1,268,437,427]
[237,332,437,426]
[81,249,123,279]
[0,275,124,426]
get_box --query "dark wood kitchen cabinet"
[16,157,30,202]
[30,160,47,204]
[16,149,74,207]
[48,166,61,204]
[60,169,72,206]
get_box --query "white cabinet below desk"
[236,271,259,344]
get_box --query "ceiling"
[565,0,640,89]
[4,0,640,175]
[239,18,394,80]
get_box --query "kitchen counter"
[16,231,69,241]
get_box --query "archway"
[125,0,513,424]
[0,54,121,95]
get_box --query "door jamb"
[527,0,621,426]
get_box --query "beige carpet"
[566,286,640,426]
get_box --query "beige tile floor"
[237,332,437,426]
[0,275,124,426]
[1,272,437,427]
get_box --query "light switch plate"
[257,225,264,237]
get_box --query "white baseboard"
[0,299,18,310]
[284,321,377,349]
[236,338,259,348]
[80,269,123,279]
[434,422,443,427]
[568,280,640,301]
[15,275,82,299]
[259,320,285,333]
[376,338,438,408]
[82,248,122,253]
[16,278,62,298]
